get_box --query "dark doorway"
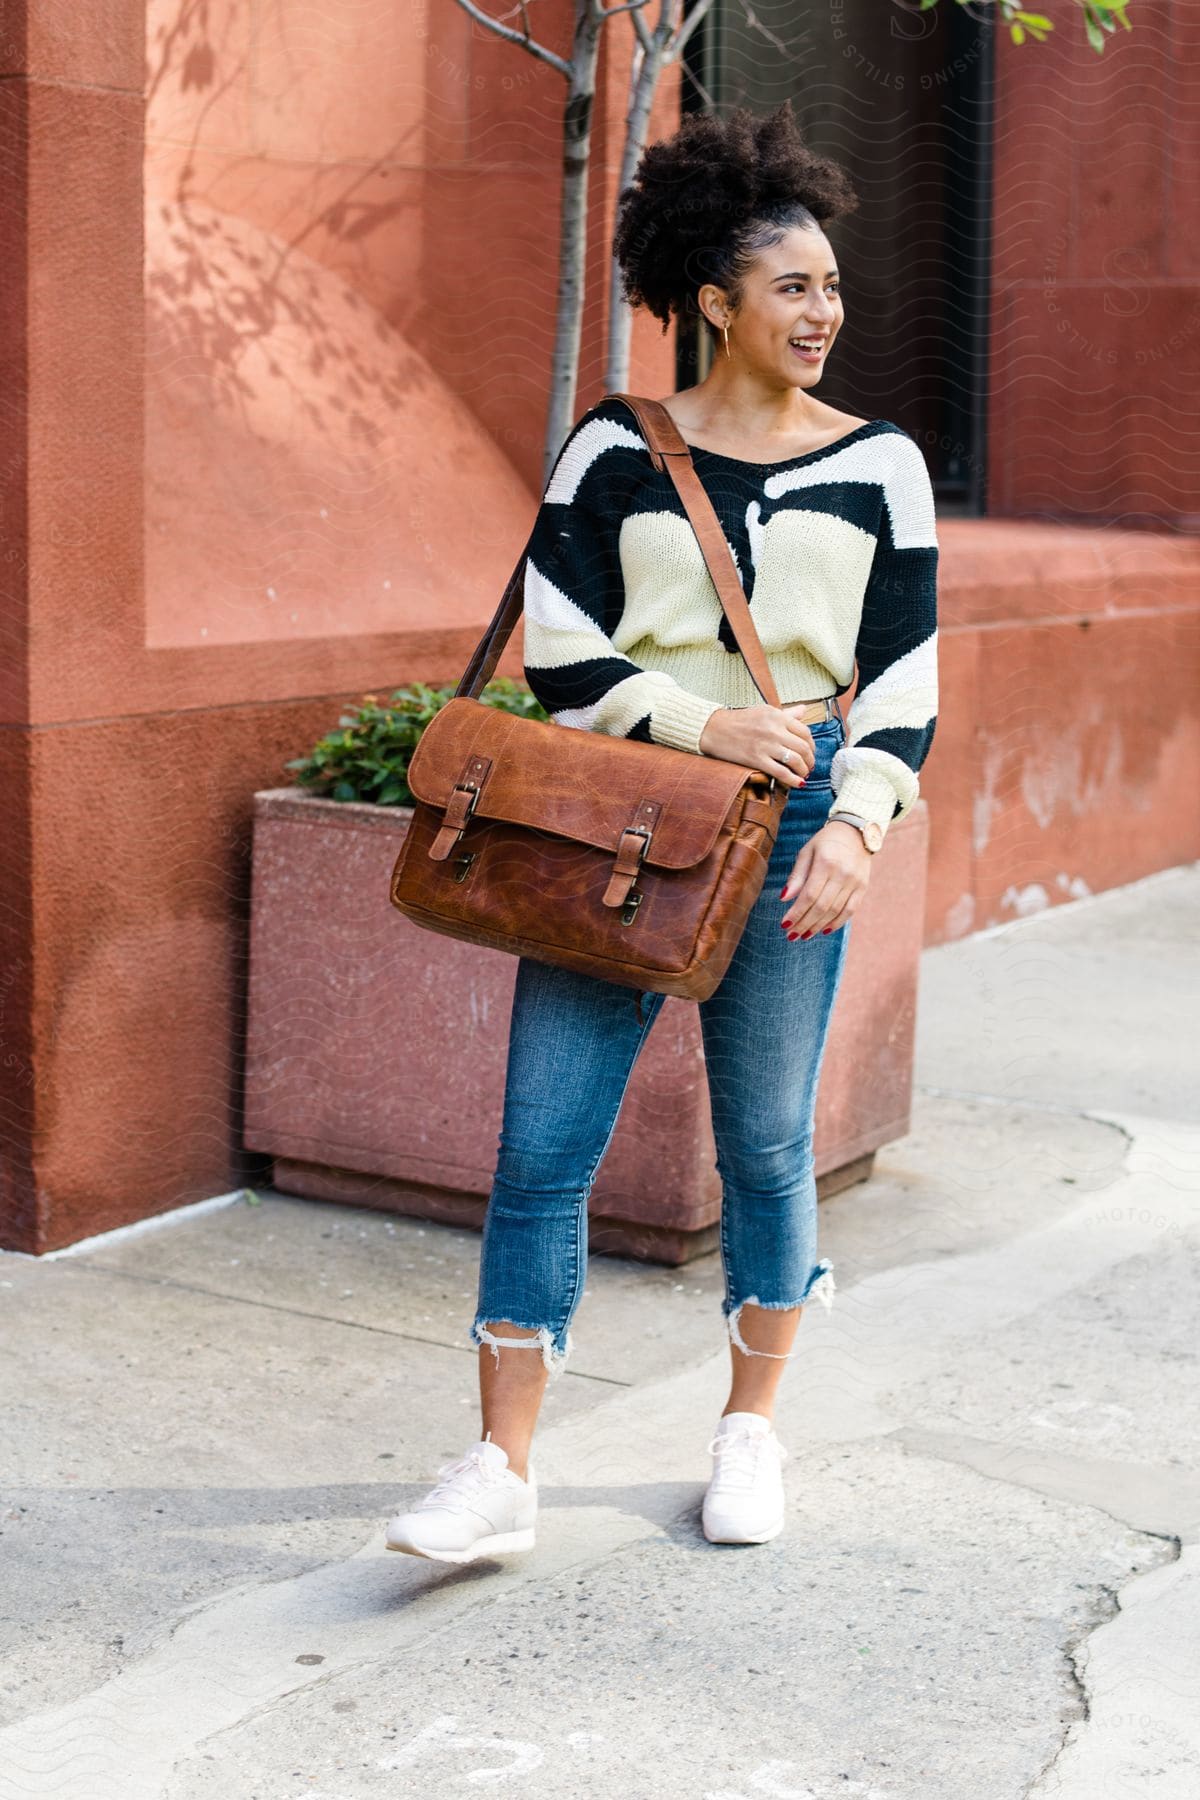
[678,0,993,513]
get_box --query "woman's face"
[706,223,844,387]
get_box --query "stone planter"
[244,788,929,1264]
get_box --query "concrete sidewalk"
[2,865,1197,1800]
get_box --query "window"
[679,0,994,513]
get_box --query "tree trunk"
[543,8,605,483]
[452,0,714,475]
[604,37,666,396]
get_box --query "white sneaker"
[702,1410,788,1545]
[385,1436,537,1565]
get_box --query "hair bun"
[613,100,858,333]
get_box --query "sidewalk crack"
[60,1264,631,1386]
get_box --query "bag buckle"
[602,810,658,912]
[621,889,644,927]
[451,781,479,824]
[430,780,482,861]
[428,753,493,862]
[618,828,651,926]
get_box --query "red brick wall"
[989,5,1198,525]
[0,0,677,1250]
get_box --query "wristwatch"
[829,810,884,853]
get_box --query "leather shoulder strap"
[453,515,539,699]
[456,393,780,707]
[604,394,779,708]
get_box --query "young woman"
[387,100,939,1563]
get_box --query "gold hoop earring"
[722,322,731,359]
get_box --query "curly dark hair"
[613,100,859,338]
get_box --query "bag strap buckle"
[602,799,662,909]
[429,755,492,861]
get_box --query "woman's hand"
[780,819,873,938]
[698,703,818,787]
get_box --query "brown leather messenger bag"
[388,393,829,1004]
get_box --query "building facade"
[1,0,1197,1251]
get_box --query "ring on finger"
[779,747,792,764]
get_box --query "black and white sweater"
[522,395,939,842]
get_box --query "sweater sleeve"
[521,404,726,755]
[829,431,939,843]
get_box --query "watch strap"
[829,809,883,851]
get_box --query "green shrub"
[284,678,549,806]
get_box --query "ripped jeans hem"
[470,1319,573,1379]
[723,1260,836,1360]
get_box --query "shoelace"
[418,1450,507,1511]
[706,1425,788,1490]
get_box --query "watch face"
[864,821,884,852]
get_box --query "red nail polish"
[822,927,833,935]
[801,930,813,939]
[787,932,799,941]
[779,888,787,899]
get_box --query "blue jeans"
[470,714,853,1378]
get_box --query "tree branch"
[631,7,655,51]
[451,0,572,77]
[669,0,717,60]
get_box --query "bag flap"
[405,698,764,870]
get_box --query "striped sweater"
[521,395,939,843]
